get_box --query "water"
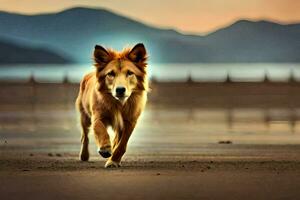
[1,106,300,157]
[1,63,300,152]
[0,63,300,82]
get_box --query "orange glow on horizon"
[0,0,299,34]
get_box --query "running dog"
[76,43,148,168]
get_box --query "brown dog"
[76,43,148,168]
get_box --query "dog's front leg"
[105,120,136,168]
[92,116,112,158]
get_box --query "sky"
[0,0,299,34]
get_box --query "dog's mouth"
[115,95,129,101]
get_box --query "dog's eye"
[127,71,134,77]
[107,71,115,77]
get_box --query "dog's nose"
[116,87,126,96]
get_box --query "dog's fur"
[76,43,148,168]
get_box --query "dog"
[76,43,148,168]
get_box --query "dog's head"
[93,43,148,103]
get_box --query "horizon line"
[0,6,299,36]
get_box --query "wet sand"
[2,170,300,200]
[1,81,300,199]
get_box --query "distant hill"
[0,40,70,64]
[0,7,299,63]
[203,20,300,62]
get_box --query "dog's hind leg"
[79,111,91,161]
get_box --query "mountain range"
[0,39,70,64]
[0,7,299,64]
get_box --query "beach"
[1,150,300,200]
[1,80,300,199]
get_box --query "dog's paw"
[105,159,121,168]
[79,147,89,161]
[98,146,111,158]
[79,152,89,161]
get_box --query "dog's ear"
[94,45,112,67]
[128,43,147,63]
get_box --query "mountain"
[0,39,70,64]
[203,20,300,62]
[0,7,299,63]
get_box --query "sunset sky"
[0,0,299,34]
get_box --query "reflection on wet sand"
[1,78,300,158]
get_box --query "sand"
[1,81,300,199]
[1,152,300,200]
